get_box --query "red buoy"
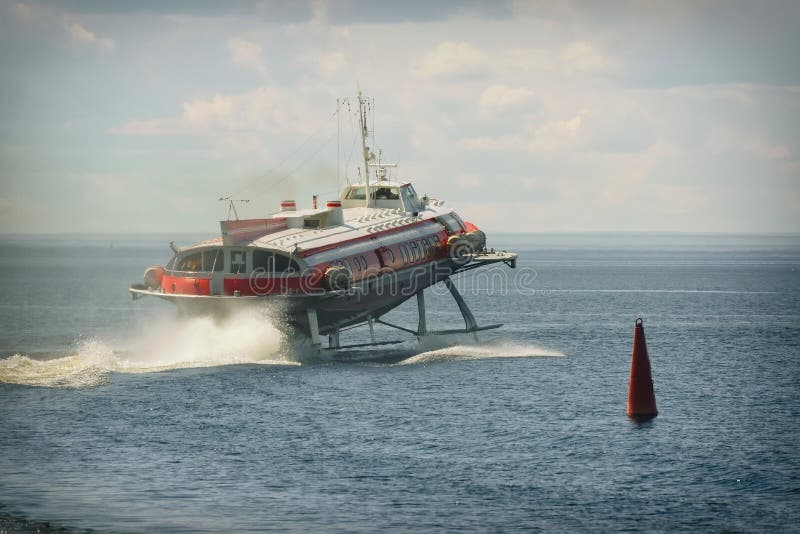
[627,318,658,419]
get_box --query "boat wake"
[398,339,565,365]
[0,311,564,388]
[0,310,295,388]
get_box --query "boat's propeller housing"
[464,229,486,252]
[447,235,474,266]
[324,265,352,291]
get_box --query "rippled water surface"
[1,233,799,532]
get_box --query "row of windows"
[174,249,223,273]
[330,255,369,273]
[171,248,299,275]
[323,235,441,275]
[396,236,439,265]
[345,187,400,201]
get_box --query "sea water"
[1,233,798,532]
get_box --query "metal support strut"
[328,328,341,349]
[367,315,376,344]
[376,278,502,339]
[306,308,321,347]
[416,290,427,337]
[443,277,478,332]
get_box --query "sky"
[0,0,798,234]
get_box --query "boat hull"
[131,260,454,336]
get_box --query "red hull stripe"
[161,275,211,295]
[297,218,437,258]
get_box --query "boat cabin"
[340,181,424,212]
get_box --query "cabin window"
[373,187,399,200]
[439,213,465,233]
[274,254,299,273]
[230,250,246,274]
[177,252,202,272]
[421,239,430,258]
[346,187,367,200]
[400,185,421,211]
[409,242,419,262]
[399,245,408,264]
[253,250,299,274]
[203,249,224,272]
[385,248,395,263]
[252,250,273,272]
[166,256,176,271]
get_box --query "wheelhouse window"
[230,250,246,274]
[400,185,421,211]
[346,187,366,200]
[373,187,399,200]
[345,186,400,201]
[252,249,299,274]
[439,213,465,233]
[274,254,299,273]
[203,249,224,272]
[176,252,202,272]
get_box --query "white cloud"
[228,37,268,78]
[299,49,348,77]
[478,84,534,115]
[59,17,115,50]
[11,2,35,21]
[457,115,583,153]
[10,3,114,50]
[457,134,527,152]
[412,41,488,80]
[6,4,797,233]
[709,125,792,161]
[112,85,316,136]
[561,41,621,74]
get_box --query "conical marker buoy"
[627,318,658,419]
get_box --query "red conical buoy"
[627,318,658,419]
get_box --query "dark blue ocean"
[1,233,799,532]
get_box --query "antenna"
[336,97,341,192]
[218,196,250,221]
[357,89,371,208]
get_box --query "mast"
[358,90,371,208]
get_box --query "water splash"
[0,309,296,388]
[0,308,565,387]
[398,339,565,365]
